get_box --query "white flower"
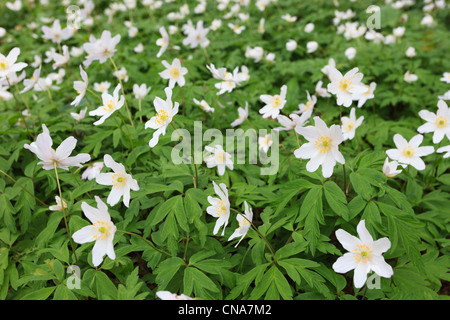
[393,26,405,37]
[41,19,73,43]
[405,46,416,58]
[382,158,402,178]
[72,196,117,267]
[210,19,222,31]
[206,181,230,235]
[259,133,273,154]
[286,39,297,51]
[133,83,151,99]
[352,82,376,108]
[321,58,336,80]
[20,66,41,94]
[193,98,214,113]
[94,81,111,93]
[156,291,192,300]
[332,220,393,288]
[315,80,331,98]
[437,145,450,158]
[156,26,169,58]
[265,53,275,62]
[70,107,87,121]
[404,71,418,83]
[96,154,139,207]
[6,0,22,11]
[134,43,144,53]
[228,23,245,34]
[145,87,179,148]
[440,72,450,84]
[306,41,318,53]
[83,30,121,66]
[24,128,90,170]
[327,67,368,108]
[89,84,124,125]
[259,85,287,119]
[183,20,210,48]
[82,162,104,181]
[245,46,264,63]
[230,101,249,127]
[0,47,27,79]
[345,47,356,60]
[113,66,128,82]
[282,14,297,22]
[294,90,316,117]
[159,58,188,88]
[420,14,434,27]
[304,23,315,33]
[70,65,88,107]
[204,145,233,176]
[52,45,70,69]
[386,134,434,170]
[228,201,253,247]
[294,116,345,178]
[341,108,364,141]
[49,196,68,211]
[417,100,450,144]
[438,90,450,101]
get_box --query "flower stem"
[54,163,79,265]
[117,229,171,257]
[108,56,135,127]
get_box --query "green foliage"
[0,0,449,301]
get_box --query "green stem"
[54,163,79,265]
[0,169,47,206]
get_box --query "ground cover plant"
[0,0,449,301]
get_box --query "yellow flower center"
[112,173,127,189]
[170,67,180,78]
[402,146,415,158]
[315,136,332,153]
[92,220,111,241]
[435,116,447,128]
[352,244,372,263]
[271,96,282,108]
[339,78,353,92]
[305,101,313,111]
[239,218,250,228]
[103,99,115,112]
[362,85,371,95]
[0,59,9,71]
[155,110,170,126]
[214,150,226,164]
[343,120,354,131]
[216,200,227,216]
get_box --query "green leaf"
[323,181,350,220]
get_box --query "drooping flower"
[70,65,89,107]
[159,58,188,88]
[274,113,309,132]
[440,72,450,84]
[49,196,68,211]
[206,181,230,236]
[156,26,169,58]
[20,66,41,94]
[95,154,139,207]
[51,45,70,69]
[332,220,393,288]
[294,116,345,178]
[417,100,450,144]
[382,157,402,178]
[259,85,287,119]
[72,196,117,267]
[327,67,368,108]
[133,83,151,99]
[315,80,331,98]
[70,107,88,121]
[228,201,253,247]
[404,70,418,83]
[0,47,28,79]
[145,87,179,148]
[294,90,316,118]
[341,108,364,141]
[204,145,233,176]
[89,84,124,125]
[193,98,214,113]
[385,134,434,170]
[81,162,104,181]
[230,102,249,127]
[24,127,90,170]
